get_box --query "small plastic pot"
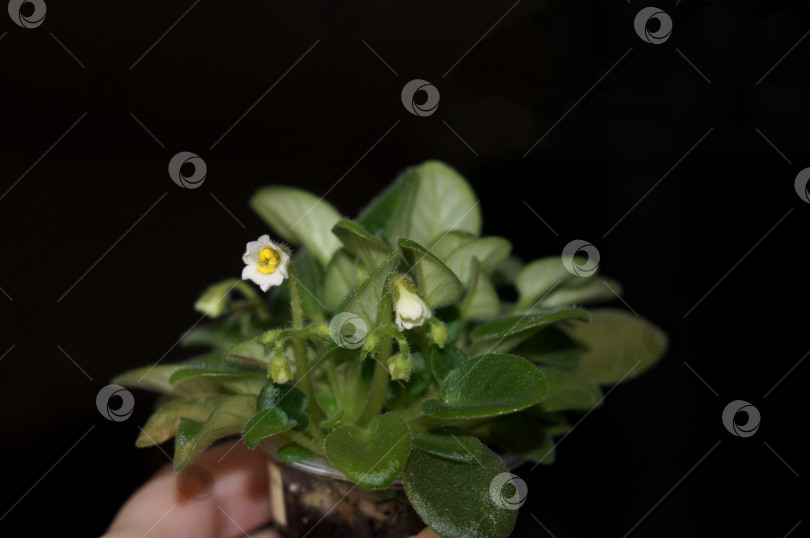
[259,440,425,538]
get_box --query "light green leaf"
[413,427,482,464]
[243,407,295,449]
[169,352,264,384]
[113,365,221,398]
[460,259,500,321]
[444,237,511,286]
[515,256,582,310]
[180,319,244,350]
[137,395,228,447]
[332,220,393,271]
[404,440,516,538]
[319,409,344,428]
[323,249,359,312]
[542,276,623,307]
[224,336,270,369]
[565,309,668,385]
[422,354,548,419]
[470,307,590,355]
[174,394,255,470]
[359,161,481,247]
[325,413,411,489]
[292,248,326,320]
[250,186,343,266]
[428,230,476,260]
[341,250,400,329]
[537,367,602,412]
[399,239,463,309]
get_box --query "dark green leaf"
[243,407,295,449]
[257,383,310,432]
[325,413,411,489]
[413,426,482,463]
[403,440,516,538]
[430,345,470,385]
[519,326,582,369]
[278,443,316,463]
[422,354,548,419]
[470,307,590,354]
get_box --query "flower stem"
[288,266,323,428]
[287,432,324,455]
[357,292,393,426]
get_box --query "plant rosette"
[114,161,668,538]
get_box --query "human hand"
[103,440,438,538]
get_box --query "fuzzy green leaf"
[257,383,310,432]
[430,345,470,386]
[444,237,511,286]
[341,250,400,329]
[278,443,316,462]
[359,161,481,247]
[323,249,359,312]
[332,220,393,271]
[470,307,590,354]
[537,367,602,412]
[422,354,548,419]
[565,309,668,385]
[413,427,482,463]
[399,239,463,309]
[403,440,516,538]
[460,259,500,321]
[136,395,228,447]
[243,407,295,449]
[325,413,411,489]
[113,365,221,398]
[173,394,255,471]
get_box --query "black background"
[0,1,806,536]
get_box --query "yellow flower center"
[257,247,280,274]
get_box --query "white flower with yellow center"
[393,278,431,331]
[241,235,290,291]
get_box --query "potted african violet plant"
[114,161,667,538]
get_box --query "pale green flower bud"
[387,353,413,381]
